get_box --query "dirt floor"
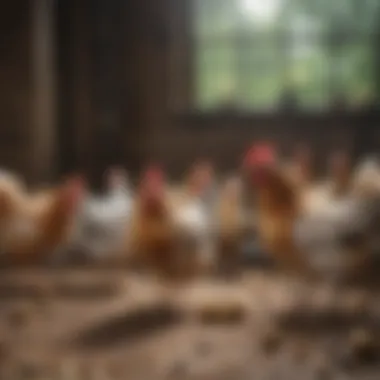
[1,268,380,380]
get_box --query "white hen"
[59,168,133,265]
[352,155,380,196]
[172,196,216,273]
[171,168,218,273]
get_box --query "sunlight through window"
[239,0,282,24]
[193,0,379,111]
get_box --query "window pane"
[288,41,331,109]
[331,41,376,107]
[194,0,240,38]
[236,37,284,109]
[323,0,380,35]
[194,44,237,109]
[284,0,380,35]
[191,0,379,112]
[282,0,329,36]
[238,0,287,33]
[359,0,380,34]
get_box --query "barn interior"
[1,0,380,379]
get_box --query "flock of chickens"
[1,143,380,282]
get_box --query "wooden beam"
[31,0,57,183]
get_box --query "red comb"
[243,143,276,168]
[144,165,164,182]
[140,165,165,197]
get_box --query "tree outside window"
[192,0,380,112]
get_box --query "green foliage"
[193,0,380,110]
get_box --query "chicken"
[294,196,373,282]
[58,167,134,266]
[351,156,380,257]
[248,144,374,281]
[217,177,244,240]
[326,151,352,197]
[242,143,263,211]
[239,144,277,266]
[190,161,219,212]
[0,176,85,266]
[352,155,380,197]
[240,144,266,235]
[215,176,246,275]
[245,144,310,275]
[283,143,314,190]
[302,151,352,215]
[173,161,218,210]
[170,162,218,276]
[128,166,180,278]
[281,144,317,219]
[0,169,26,226]
[0,169,25,192]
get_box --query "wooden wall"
[0,0,379,184]
[0,2,33,178]
[0,0,57,184]
[54,0,145,187]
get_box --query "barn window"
[192,0,380,112]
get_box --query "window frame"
[168,0,380,122]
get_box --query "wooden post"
[31,0,56,183]
[88,0,126,188]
